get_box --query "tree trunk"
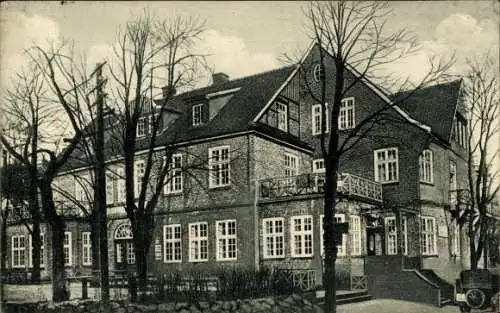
[31,220,41,282]
[39,181,68,302]
[324,158,340,312]
[90,211,100,275]
[133,215,154,303]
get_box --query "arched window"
[313,63,324,82]
[115,224,133,239]
[114,223,135,266]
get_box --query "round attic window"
[313,63,323,82]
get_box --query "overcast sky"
[1,1,499,88]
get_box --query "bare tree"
[105,12,208,301]
[0,42,98,302]
[300,2,454,311]
[460,53,500,270]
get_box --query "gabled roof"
[392,79,462,142]
[156,65,297,145]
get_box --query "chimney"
[162,85,176,99]
[212,72,229,85]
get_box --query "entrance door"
[366,228,383,256]
[114,224,135,271]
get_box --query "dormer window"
[136,114,159,137]
[192,104,204,126]
[452,114,467,148]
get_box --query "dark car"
[454,269,500,312]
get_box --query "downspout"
[248,135,260,271]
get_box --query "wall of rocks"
[4,293,323,313]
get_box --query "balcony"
[258,172,383,204]
[55,201,86,217]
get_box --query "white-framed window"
[339,97,355,130]
[320,214,347,257]
[127,242,135,264]
[82,232,92,266]
[11,235,25,268]
[313,63,324,82]
[291,215,313,257]
[192,103,204,126]
[312,103,329,135]
[64,231,72,266]
[419,149,434,184]
[450,161,458,204]
[374,148,399,183]
[163,224,182,263]
[350,215,362,256]
[216,220,237,261]
[385,217,397,255]
[284,152,298,190]
[313,158,326,191]
[277,100,288,132]
[385,216,408,255]
[137,114,158,137]
[29,233,45,268]
[421,216,437,256]
[137,117,146,137]
[189,222,208,262]
[106,169,121,205]
[164,154,183,194]
[134,160,145,196]
[262,218,285,259]
[209,146,231,188]
[452,223,460,256]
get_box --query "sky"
[0,1,499,174]
[1,1,499,88]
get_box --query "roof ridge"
[176,64,296,97]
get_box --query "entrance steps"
[316,289,372,306]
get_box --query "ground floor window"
[291,215,313,257]
[350,215,362,256]
[82,232,92,266]
[164,224,182,263]
[12,235,25,268]
[115,224,135,265]
[320,214,346,257]
[216,220,237,261]
[189,222,208,262]
[421,216,437,255]
[262,217,285,259]
[64,232,72,266]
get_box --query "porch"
[258,172,383,205]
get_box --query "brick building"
[4,44,473,305]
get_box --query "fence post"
[128,274,137,302]
[82,278,88,299]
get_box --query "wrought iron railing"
[259,172,382,203]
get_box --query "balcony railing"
[259,172,382,204]
[55,201,86,217]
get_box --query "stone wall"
[4,294,323,313]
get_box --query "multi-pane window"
[137,114,158,137]
[216,220,237,261]
[313,159,326,191]
[164,224,182,263]
[385,216,408,255]
[209,146,230,188]
[374,148,399,183]
[262,218,285,259]
[134,160,145,196]
[312,104,329,135]
[320,214,347,257]
[450,161,457,204]
[82,232,92,266]
[29,233,45,268]
[339,98,355,130]
[291,216,313,257]
[192,104,204,126]
[106,168,124,204]
[277,101,288,132]
[12,235,25,268]
[350,215,362,256]
[127,242,135,264]
[452,114,467,148]
[64,232,72,266]
[421,216,437,255]
[164,154,183,194]
[419,149,434,183]
[189,222,208,262]
[284,153,298,190]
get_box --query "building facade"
[4,44,474,304]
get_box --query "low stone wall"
[4,294,323,313]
